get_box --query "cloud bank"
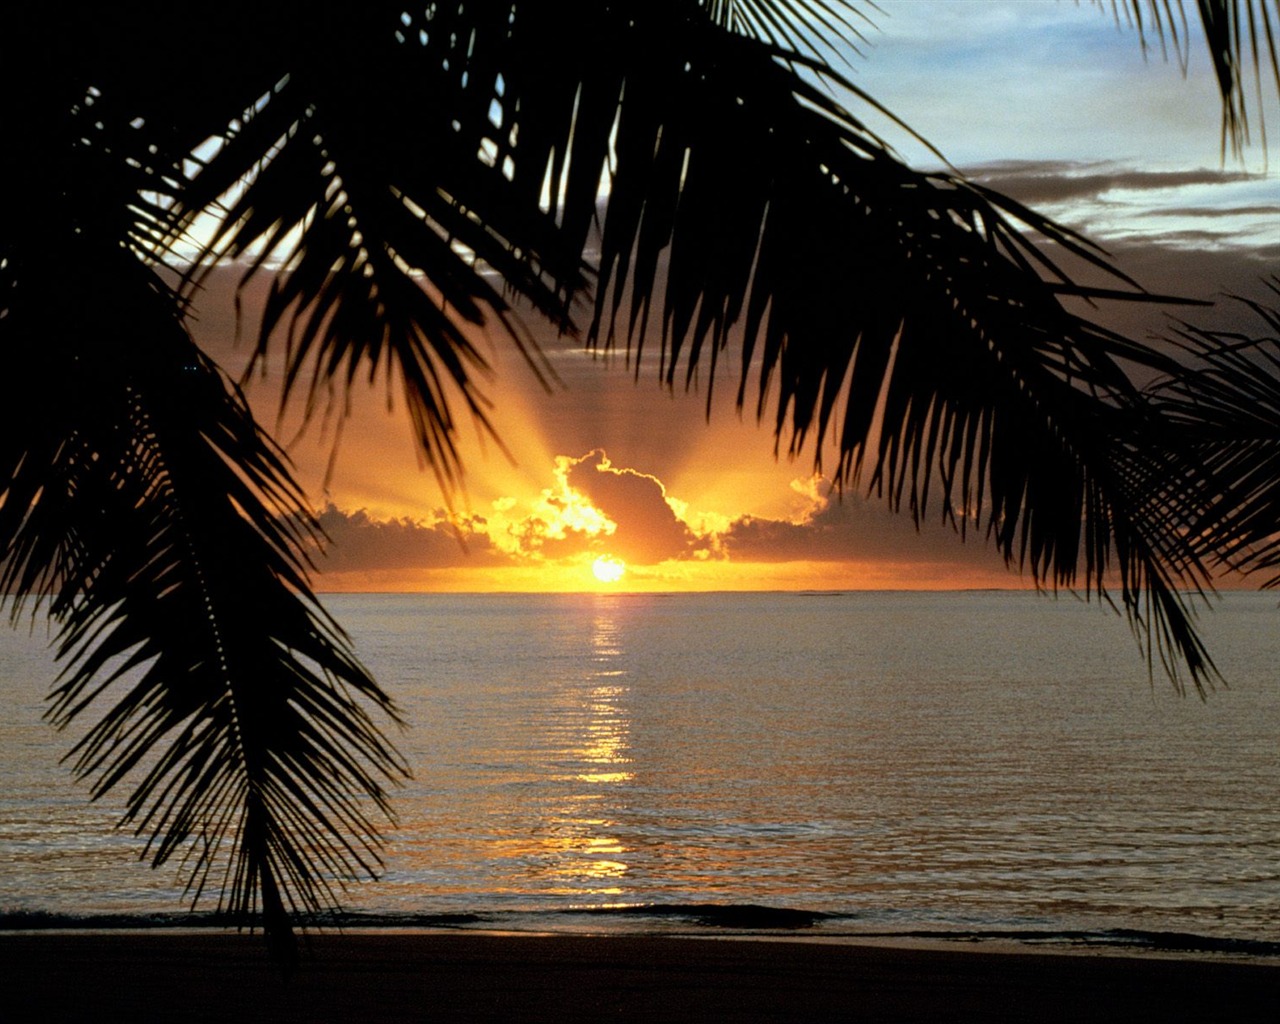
[310,448,1013,589]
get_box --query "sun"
[591,556,626,584]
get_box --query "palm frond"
[166,4,583,492]
[1148,281,1280,585]
[1109,0,1280,153]
[702,0,877,61]
[160,2,875,490]
[573,16,1216,690]
[0,116,406,959]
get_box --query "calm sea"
[2,592,1278,955]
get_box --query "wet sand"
[4,931,1277,1022]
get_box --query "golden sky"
[201,262,1243,595]
[190,3,1277,594]
[203,271,1027,593]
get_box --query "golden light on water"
[592,556,626,584]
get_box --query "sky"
[197,1,1280,593]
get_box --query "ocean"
[2,591,1278,956]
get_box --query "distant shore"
[6,931,1277,1022]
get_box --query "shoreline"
[6,909,1279,962]
[6,931,1278,1022]
[4,922,1280,962]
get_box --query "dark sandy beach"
[4,931,1277,1023]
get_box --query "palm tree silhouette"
[0,1,1275,957]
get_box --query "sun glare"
[591,556,626,584]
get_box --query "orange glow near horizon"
[313,556,1040,594]
[193,264,1261,597]
[214,286,1050,594]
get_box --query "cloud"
[306,453,1032,587]
[717,478,1007,571]
[966,161,1260,206]
[934,159,1280,348]
[313,503,504,572]
[1142,204,1280,220]
[308,450,707,578]
[475,449,705,566]
[1080,237,1280,346]
[561,450,702,563]
[957,158,1278,259]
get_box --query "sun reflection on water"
[493,596,637,894]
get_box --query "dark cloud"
[1011,233,1279,363]
[965,160,1260,205]
[1142,205,1280,220]
[313,503,504,572]
[303,457,1026,584]
[720,487,1010,573]
[562,450,702,564]
[1088,239,1279,337]
[305,450,708,576]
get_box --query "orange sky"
[188,218,1272,597]
[189,269,1144,595]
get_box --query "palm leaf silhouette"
[580,17,1219,690]
[0,267,406,965]
[1150,284,1280,586]
[0,29,406,960]
[1115,0,1280,153]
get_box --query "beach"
[5,932,1277,1022]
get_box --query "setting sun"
[591,556,626,584]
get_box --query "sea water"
[2,592,1278,954]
